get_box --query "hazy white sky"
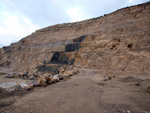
[0,0,149,47]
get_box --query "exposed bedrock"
[65,44,81,52]
[73,35,87,43]
[36,64,60,75]
[0,2,150,75]
[50,52,75,65]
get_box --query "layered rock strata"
[0,2,150,76]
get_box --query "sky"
[0,0,149,47]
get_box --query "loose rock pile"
[0,67,79,93]
[6,72,39,80]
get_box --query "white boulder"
[19,82,30,90]
[0,82,18,93]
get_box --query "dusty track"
[0,69,150,113]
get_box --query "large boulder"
[0,82,18,93]
[51,76,59,83]
[54,74,64,80]
[63,70,74,76]
[37,77,47,86]
[19,82,33,90]
[31,80,40,87]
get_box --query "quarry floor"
[0,69,150,113]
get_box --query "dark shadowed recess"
[50,52,74,65]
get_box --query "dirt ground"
[0,75,29,84]
[0,69,150,113]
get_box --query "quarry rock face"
[0,2,150,76]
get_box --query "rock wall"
[0,2,150,75]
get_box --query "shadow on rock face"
[65,44,81,52]
[65,35,87,52]
[36,65,60,75]
[73,35,87,43]
[50,52,75,65]
[42,35,87,67]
